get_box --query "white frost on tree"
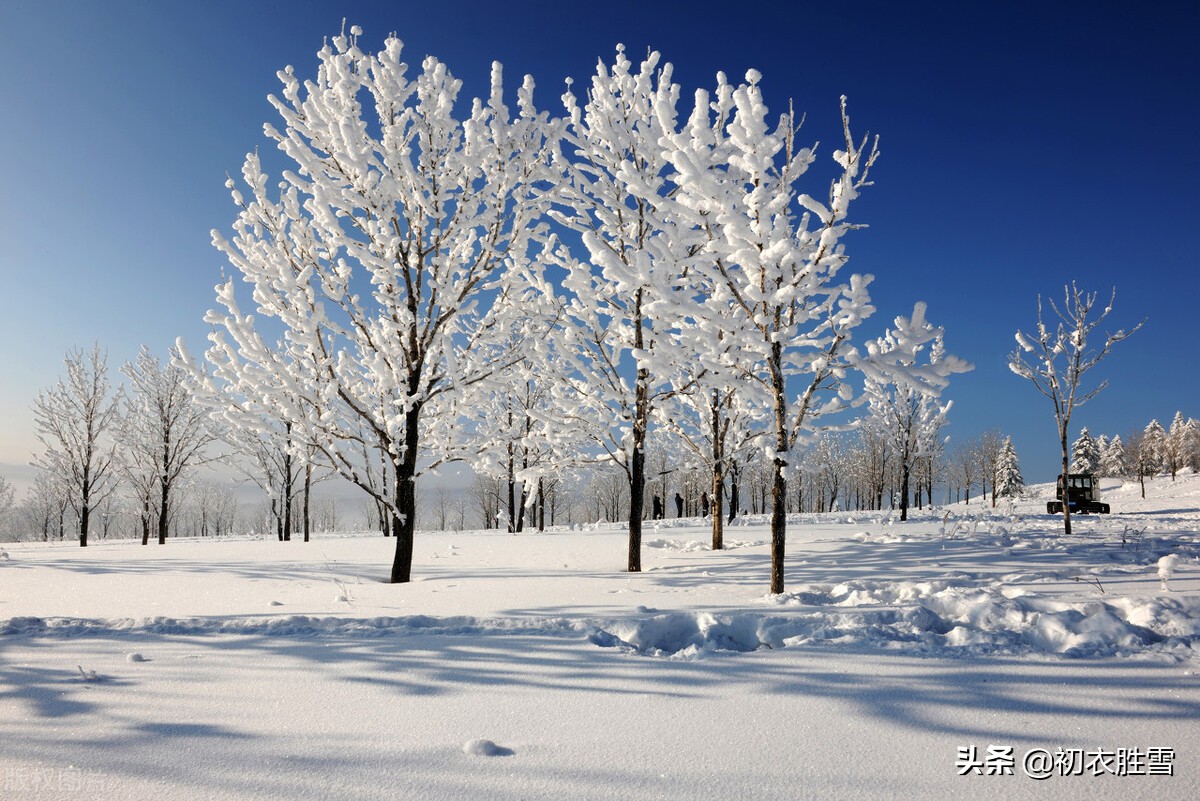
[1165,411,1189,481]
[1099,434,1127,477]
[661,71,881,593]
[459,305,576,534]
[994,436,1024,499]
[31,345,120,548]
[655,363,761,550]
[121,346,218,546]
[187,27,555,582]
[859,303,971,521]
[0,475,15,536]
[1141,419,1167,477]
[544,46,705,571]
[1008,283,1143,536]
[1069,427,1100,475]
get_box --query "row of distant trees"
[3,398,1194,545]
[1,344,340,546]
[1068,413,1200,490]
[25,345,214,547]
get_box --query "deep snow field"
[2,474,1198,800]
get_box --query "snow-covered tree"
[1165,411,1189,480]
[31,345,120,548]
[189,27,555,582]
[114,418,160,545]
[1186,418,1200,472]
[459,296,573,534]
[0,475,14,536]
[24,469,69,541]
[655,320,763,548]
[1008,283,1143,536]
[664,77,880,592]
[1094,434,1110,472]
[952,439,980,504]
[543,46,708,571]
[976,430,1004,508]
[859,304,970,520]
[994,436,1024,499]
[1070,427,1101,475]
[122,346,218,545]
[1099,434,1127,477]
[1141,419,1167,476]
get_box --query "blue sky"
[0,0,1196,490]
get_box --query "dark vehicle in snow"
[1047,473,1110,514]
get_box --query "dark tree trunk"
[537,478,546,532]
[506,441,516,533]
[303,462,312,542]
[926,456,934,507]
[390,404,422,584]
[515,448,528,533]
[770,458,787,594]
[627,297,650,573]
[79,464,91,547]
[283,432,293,542]
[157,479,169,545]
[728,462,740,523]
[769,339,788,595]
[141,496,150,545]
[1060,430,1073,536]
[628,443,645,572]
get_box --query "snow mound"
[590,613,763,658]
[588,588,1200,660]
[643,538,707,552]
[774,579,963,607]
[462,738,513,757]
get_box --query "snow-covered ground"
[2,474,1198,800]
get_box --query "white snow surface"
[2,474,1199,799]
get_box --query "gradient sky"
[1,0,1196,493]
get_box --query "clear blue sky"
[1,0,1196,490]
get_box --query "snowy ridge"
[7,585,1197,662]
[589,590,1200,661]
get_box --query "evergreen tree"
[1094,434,1110,470]
[1099,434,1127,477]
[1142,420,1167,476]
[1069,427,1100,474]
[1186,418,1200,472]
[1165,411,1189,480]
[994,436,1024,499]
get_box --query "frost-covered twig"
[1121,525,1145,548]
[1073,575,1105,594]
